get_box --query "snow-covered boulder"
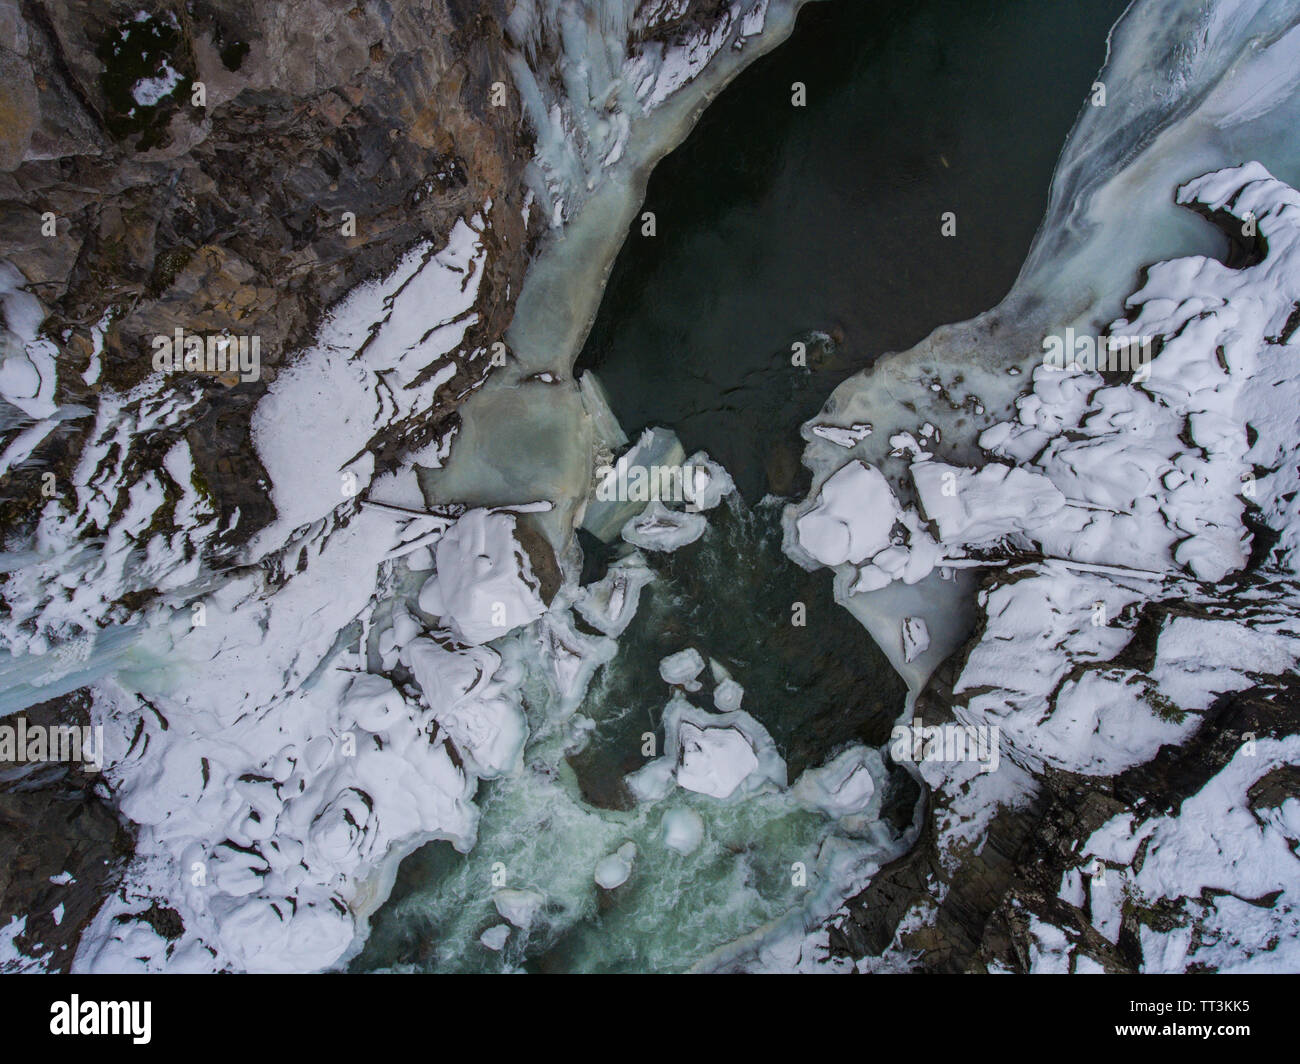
[791,745,884,820]
[677,722,759,799]
[403,637,527,778]
[625,695,786,802]
[912,461,1066,544]
[417,509,546,645]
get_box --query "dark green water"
[578,0,1129,501]
[568,500,912,809]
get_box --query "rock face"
[0,691,133,973]
[0,0,538,545]
[830,635,1300,974]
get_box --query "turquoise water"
[352,499,914,972]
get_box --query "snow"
[0,0,837,978]
[0,262,59,419]
[949,563,1197,776]
[0,915,44,973]
[248,215,486,557]
[912,462,1065,544]
[403,637,528,778]
[795,461,901,567]
[416,509,546,645]
[59,446,513,972]
[131,61,182,106]
[769,144,1300,971]
[1083,737,1300,973]
[8,0,1300,978]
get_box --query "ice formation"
[621,500,707,551]
[658,647,705,689]
[790,746,883,822]
[594,842,638,889]
[660,808,705,854]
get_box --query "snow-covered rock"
[677,722,759,799]
[912,462,1066,545]
[660,808,705,854]
[417,509,547,645]
[810,422,872,448]
[626,694,786,802]
[1082,736,1300,973]
[901,617,930,664]
[791,746,883,821]
[403,637,528,779]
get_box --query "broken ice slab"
[577,369,628,454]
[580,425,687,542]
[416,374,593,556]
